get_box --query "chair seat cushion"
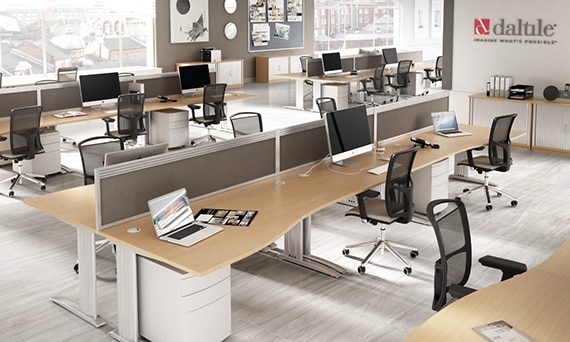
[345,198,399,225]
[457,155,503,172]
[0,149,44,160]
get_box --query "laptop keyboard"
[169,223,205,240]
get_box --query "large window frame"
[0,1,156,86]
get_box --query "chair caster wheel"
[74,263,79,274]
[357,266,366,274]
[404,267,412,275]
[410,250,419,258]
[496,192,502,197]
[511,200,518,207]
[190,141,197,147]
[41,185,46,191]
[454,197,461,201]
[485,205,493,211]
[342,248,350,256]
[463,188,469,193]
[9,191,14,197]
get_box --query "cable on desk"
[326,162,369,175]
[298,154,329,177]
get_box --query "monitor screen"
[79,72,121,108]
[324,105,372,166]
[321,52,343,76]
[104,143,169,166]
[178,64,211,95]
[382,48,398,64]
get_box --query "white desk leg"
[285,79,306,111]
[281,216,347,278]
[50,228,105,328]
[109,245,139,342]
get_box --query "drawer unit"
[151,109,189,148]
[16,128,61,176]
[138,256,231,342]
[321,83,349,109]
[413,158,449,214]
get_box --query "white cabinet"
[289,55,303,73]
[413,158,449,214]
[533,104,570,151]
[216,59,243,88]
[150,109,189,148]
[255,56,290,83]
[138,256,231,342]
[469,94,532,147]
[322,83,349,109]
[16,128,61,176]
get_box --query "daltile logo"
[473,18,558,45]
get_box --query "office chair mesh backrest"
[117,93,146,140]
[395,60,413,86]
[203,83,227,122]
[299,56,312,73]
[427,198,472,311]
[230,112,263,137]
[488,113,517,171]
[57,67,78,82]
[78,136,124,185]
[434,56,443,79]
[10,105,44,159]
[372,64,387,91]
[384,146,419,223]
[315,97,337,118]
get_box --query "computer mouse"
[127,227,141,233]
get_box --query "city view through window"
[0,1,155,84]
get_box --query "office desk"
[25,124,512,341]
[405,238,570,341]
[278,70,373,111]
[0,92,255,135]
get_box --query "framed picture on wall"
[414,0,429,39]
[431,0,443,38]
[170,0,209,43]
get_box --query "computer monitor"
[324,105,373,167]
[79,72,121,108]
[382,48,398,65]
[321,52,343,76]
[178,64,211,96]
[104,143,169,166]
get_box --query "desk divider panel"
[0,89,37,117]
[354,54,383,70]
[40,84,83,112]
[96,134,276,230]
[279,121,329,171]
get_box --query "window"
[0,1,155,85]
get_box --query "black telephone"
[411,136,439,149]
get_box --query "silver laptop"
[147,188,222,247]
[431,111,472,137]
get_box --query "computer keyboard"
[169,223,204,240]
[368,164,389,175]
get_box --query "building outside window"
[0,0,155,85]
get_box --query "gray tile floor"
[1,82,570,341]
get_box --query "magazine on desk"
[472,320,534,342]
[196,208,258,227]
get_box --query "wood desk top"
[25,124,511,278]
[0,92,255,136]
[405,238,570,341]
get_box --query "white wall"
[451,0,570,119]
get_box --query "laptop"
[431,111,472,137]
[147,188,223,247]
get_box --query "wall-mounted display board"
[248,0,304,52]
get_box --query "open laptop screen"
[432,111,459,132]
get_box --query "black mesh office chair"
[456,113,518,211]
[359,64,395,106]
[299,56,314,98]
[315,97,337,118]
[0,105,46,197]
[0,72,2,87]
[75,136,123,274]
[77,136,124,185]
[386,59,413,101]
[426,198,527,311]
[229,112,263,137]
[188,83,227,146]
[102,93,147,145]
[343,146,420,275]
[424,56,443,87]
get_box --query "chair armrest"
[101,117,114,135]
[479,255,527,281]
[465,146,485,166]
[449,284,477,299]
[188,104,201,121]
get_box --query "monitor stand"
[334,159,358,167]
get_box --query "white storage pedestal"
[15,128,61,176]
[138,256,231,342]
[322,83,349,109]
[150,109,189,149]
[413,157,449,214]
